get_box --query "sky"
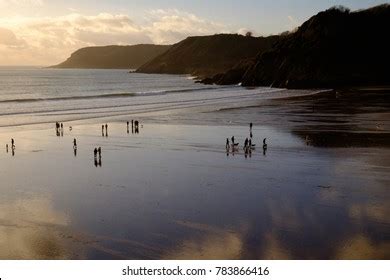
[0,0,387,66]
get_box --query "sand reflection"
[0,197,71,259]
[163,221,243,259]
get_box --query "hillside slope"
[136,34,279,78]
[52,44,171,69]
[209,5,390,88]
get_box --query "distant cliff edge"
[136,34,279,78]
[51,44,171,69]
[203,4,390,88]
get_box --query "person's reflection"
[135,127,139,134]
[74,147,77,157]
[263,148,267,156]
[93,148,102,167]
[6,144,8,153]
[12,147,15,156]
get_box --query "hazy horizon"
[0,0,387,66]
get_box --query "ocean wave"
[0,86,220,104]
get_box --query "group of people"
[93,147,102,167]
[55,122,65,137]
[5,138,16,156]
[127,120,140,134]
[102,124,108,137]
[226,123,268,156]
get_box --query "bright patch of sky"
[0,0,386,65]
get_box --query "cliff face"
[52,44,171,69]
[208,5,390,88]
[136,34,279,78]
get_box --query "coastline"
[0,86,389,260]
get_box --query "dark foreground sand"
[0,89,389,259]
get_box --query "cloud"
[0,9,237,65]
[0,0,44,8]
[144,9,228,44]
[0,27,25,47]
[287,15,300,31]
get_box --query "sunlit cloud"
[287,15,300,31]
[144,9,228,44]
[0,9,238,66]
[0,0,44,7]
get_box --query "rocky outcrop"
[206,5,390,89]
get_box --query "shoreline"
[1,121,389,259]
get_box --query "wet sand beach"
[1,93,389,260]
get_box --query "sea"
[0,67,317,127]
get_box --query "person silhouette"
[250,122,253,131]
[127,121,129,134]
[98,148,102,167]
[73,138,77,148]
[226,138,230,150]
[6,144,8,153]
[105,124,108,137]
[11,138,14,148]
[74,148,77,157]
[263,138,268,150]
[244,138,249,150]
